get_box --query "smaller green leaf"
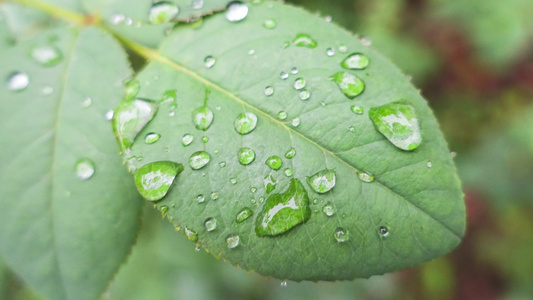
[134,161,184,201]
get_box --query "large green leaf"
[0,27,142,300]
[120,1,465,280]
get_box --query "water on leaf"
[264,86,274,96]
[230,178,237,184]
[192,0,204,9]
[291,118,301,127]
[334,227,349,243]
[124,79,140,101]
[250,187,257,193]
[306,169,336,193]
[338,44,348,53]
[299,89,310,100]
[263,18,277,29]
[379,226,390,238]
[277,111,288,120]
[160,205,168,218]
[197,195,205,203]
[204,218,217,232]
[357,171,374,183]
[219,161,226,168]
[322,202,336,216]
[134,161,183,201]
[226,2,248,22]
[105,110,114,120]
[285,147,296,159]
[331,71,365,99]
[234,112,258,135]
[255,178,311,236]
[204,56,216,68]
[291,67,298,74]
[148,1,179,24]
[326,48,335,56]
[192,105,214,131]
[6,72,29,92]
[184,227,198,242]
[236,207,253,223]
[30,45,62,67]
[75,158,95,180]
[280,72,289,80]
[81,97,92,108]
[226,234,240,248]
[182,134,194,146]
[294,78,306,90]
[281,281,288,286]
[293,33,318,48]
[265,155,282,170]
[189,151,210,170]
[341,53,370,70]
[144,132,160,144]
[112,98,158,152]
[237,147,255,165]
[210,192,218,200]
[350,105,364,115]
[202,136,209,143]
[284,169,293,176]
[360,37,372,46]
[264,174,277,193]
[369,102,422,151]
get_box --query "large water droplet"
[322,202,336,216]
[236,207,253,223]
[204,218,217,232]
[331,72,365,99]
[357,171,374,183]
[226,234,240,248]
[265,155,282,170]
[226,2,248,22]
[112,98,158,152]
[182,134,194,146]
[293,33,317,48]
[264,174,277,193]
[263,18,276,29]
[145,132,160,144]
[134,161,183,201]
[264,86,274,96]
[6,72,29,92]
[148,1,179,24]
[293,78,306,90]
[192,105,214,131]
[75,158,95,180]
[204,56,216,68]
[255,178,311,236]
[369,102,422,151]
[184,227,198,242]
[341,53,370,70]
[30,45,63,67]
[234,112,258,135]
[238,147,255,165]
[285,147,296,159]
[189,151,210,170]
[334,227,349,243]
[306,169,336,193]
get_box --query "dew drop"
[184,227,198,242]
[306,169,336,193]
[192,105,214,131]
[334,227,349,243]
[237,147,255,165]
[248,49,255,55]
[281,281,288,286]
[210,192,219,200]
[191,0,204,9]
[350,105,364,115]
[369,102,422,151]
[134,161,183,201]
[144,132,160,144]
[291,67,298,74]
[357,171,374,183]
[280,72,289,80]
[322,202,336,216]
[202,136,209,143]
[148,1,179,24]
[234,112,258,135]
[30,45,63,67]
[324,15,332,22]
[219,161,226,168]
[250,187,257,193]
[230,178,237,184]
[349,126,355,133]
[379,226,390,238]
[427,162,432,168]
[160,205,168,217]
[182,134,194,146]
[42,86,54,95]
[81,97,92,108]
[291,118,301,127]
[285,147,296,159]
[264,86,274,96]
[197,194,205,203]
[236,207,253,223]
[338,44,348,53]
[226,234,240,248]
[293,33,317,48]
[299,89,310,101]
[189,151,210,170]
[263,18,276,29]
[75,158,95,180]
[226,2,248,22]
[265,155,282,170]
[204,218,217,232]
[326,48,335,56]
[6,72,30,92]
[331,71,365,99]
[204,56,216,68]
[124,79,140,101]
[341,53,370,70]
[293,78,306,90]
[105,110,114,120]
[284,168,293,177]
[112,98,158,152]
[360,37,372,46]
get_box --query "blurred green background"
[2,0,533,299]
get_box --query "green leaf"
[120,1,465,280]
[0,11,15,51]
[0,27,142,300]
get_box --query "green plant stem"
[10,0,87,24]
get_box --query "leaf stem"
[10,0,88,24]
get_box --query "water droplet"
[192,105,214,131]
[291,118,301,127]
[191,0,204,9]
[204,56,216,68]
[281,281,288,286]
[293,78,306,90]
[197,195,205,203]
[236,207,253,223]
[357,171,374,183]
[285,147,296,159]
[134,161,183,201]
[265,155,282,170]
[6,72,30,92]
[195,246,201,251]
[230,178,237,184]
[360,37,372,46]
[349,126,355,133]
[350,105,364,115]
[145,132,160,144]
[202,136,209,143]
[299,89,310,100]
[264,174,277,193]
[226,2,248,22]
[291,67,298,74]
[284,168,293,177]
[81,97,92,108]
[341,53,370,70]
[379,226,390,237]
[322,202,336,216]
[248,49,255,55]
[226,234,240,248]
[427,162,432,168]
[42,86,54,95]
[105,110,114,120]
[210,192,218,200]
[326,48,335,56]
[160,205,169,217]
[250,187,257,193]
[30,45,62,67]
[205,218,217,231]
[306,169,336,193]
[148,1,179,24]
[189,151,210,170]
[312,198,318,204]
[75,158,95,180]
[184,227,198,242]
[182,134,194,146]
[324,15,332,22]
[124,79,140,101]
[331,72,365,99]
[263,18,276,29]
[264,86,274,96]
[112,98,158,152]
[280,72,289,80]
[338,44,348,53]
[293,33,317,48]
[237,147,255,165]
[110,14,125,24]
[219,161,226,168]
[234,112,258,135]
[277,111,287,120]
[255,178,311,236]
[369,102,422,151]
[334,227,349,243]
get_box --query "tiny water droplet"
[148,1,179,24]
[192,105,214,131]
[202,136,209,143]
[450,152,457,158]
[210,192,219,200]
[219,161,226,168]
[197,195,205,203]
[75,158,95,180]
[350,105,364,115]
[191,0,204,9]
[30,45,63,67]
[6,72,29,92]
[124,79,140,101]
[293,33,317,48]
[281,281,287,286]
[42,86,54,95]
[338,44,348,53]
[280,72,289,80]
[250,187,257,193]
[326,48,335,56]
[110,14,125,24]
[226,2,248,22]
[236,207,253,223]
[105,110,114,120]
[341,53,370,70]
[360,37,372,46]
[238,147,255,165]
[306,169,336,193]
[226,234,240,248]
[324,15,332,22]
[248,49,255,55]
[230,178,237,184]
[81,97,92,108]
[234,112,258,135]
[334,227,349,243]
[291,118,301,127]
[204,218,217,231]
[357,171,374,183]
[182,134,194,146]
[184,227,198,242]
[144,132,160,144]
[189,151,210,170]
[331,71,365,99]
[427,162,432,168]
[369,102,422,151]
[204,56,216,68]
[263,18,276,29]
[379,226,389,238]
[284,168,293,177]
[322,202,336,216]
[134,161,183,201]
[349,126,355,133]
[265,155,282,170]
[195,246,201,251]
[285,147,296,159]
[293,78,306,90]
[264,174,277,193]
[264,86,274,96]
[312,198,318,204]
[291,67,298,74]
[299,89,310,100]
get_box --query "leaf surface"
[0,26,142,299]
